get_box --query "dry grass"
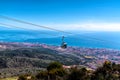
[0,77,18,80]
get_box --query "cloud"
[1,20,120,31]
[46,22,120,31]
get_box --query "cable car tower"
[61,36,67,49]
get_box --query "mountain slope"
[0,42,120,78]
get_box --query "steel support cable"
[0,22,120,47]
[0,15,110,42]
[0,22,59,37]
[0,15,72,34]
[0,15,120,46]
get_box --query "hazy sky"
[0,0,120,31]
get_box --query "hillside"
[0,42,120,78]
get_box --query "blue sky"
[0,0,120,31]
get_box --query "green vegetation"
[0,46,120,80]
[0,47,80,68]
[18,61,120,80]
[67,67,90,80]
[0,47,80,78]
[35,62,66,80]
[47,62,62,71]
[91,61,120,80]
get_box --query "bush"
[67,67,89,80]
[47,62,62,71]
[18,75,27,80]
[91,61,120,80]
[36,71,48,80]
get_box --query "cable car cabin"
[61,42,67,49]
[61,36,67,49]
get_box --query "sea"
[0,29,120,50]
